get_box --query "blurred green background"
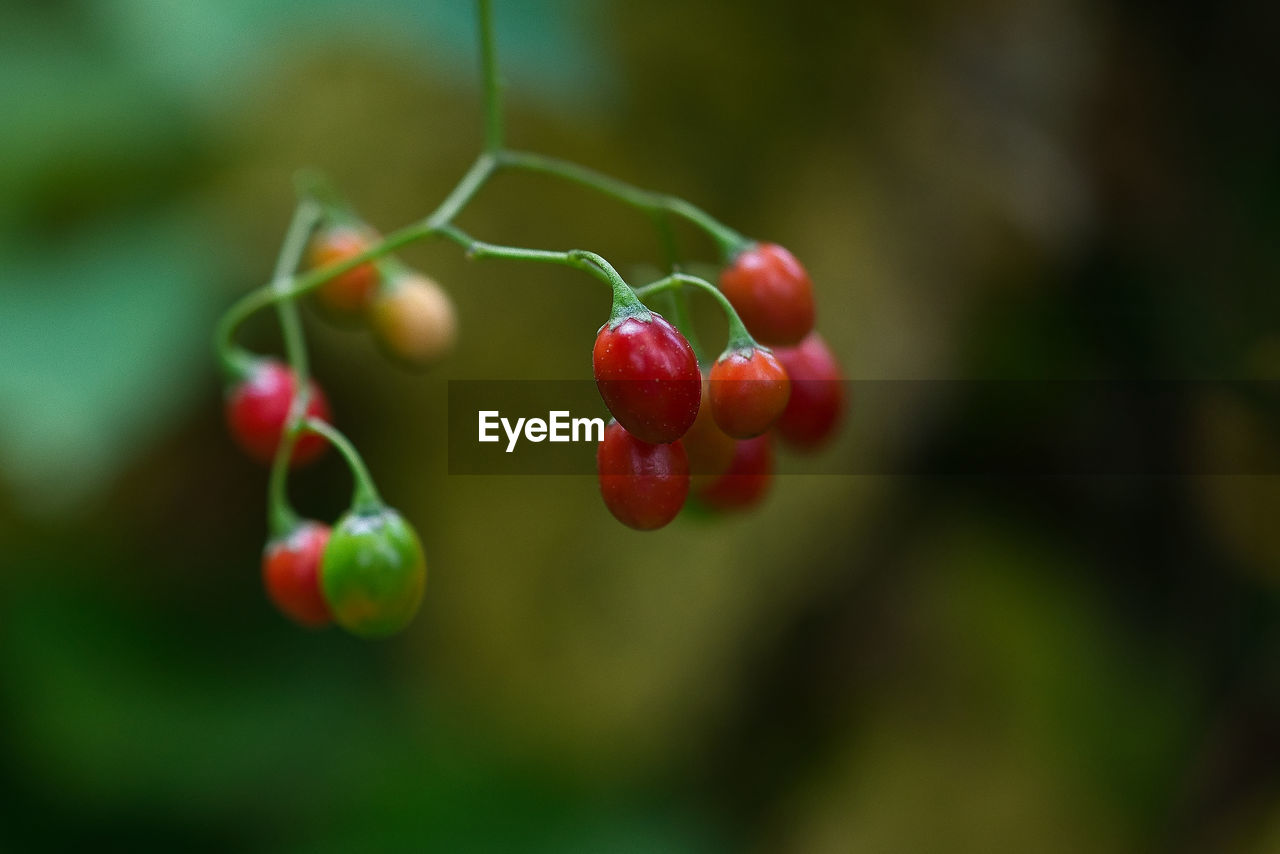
[3,0,1280,851]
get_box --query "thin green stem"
[436,224,648,320]
[272,200,321,385]
[302,418,383,511]
[476,0,503,152]
[426,153,498,228]
[634,273,757,354]
[496,149,750,260]
[266,436,300,537]
[261,200,323,536]
[650,208,706,362]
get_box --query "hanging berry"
[597,420,690,530]
[718,243,815,347]
[370,271,458,369]
[697,433,775,511]
[593,312,701,444]
[225,359,331,466]
[773,332,844,450]
[307,225,382,317]
[708,347,791,439]
[262,522,333,628]
[320,505,426,638]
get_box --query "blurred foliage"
[2,0,1280,851]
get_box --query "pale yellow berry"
[370,274,458,368]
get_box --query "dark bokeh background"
[3,0,1280,850]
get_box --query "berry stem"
[495,149,750,260]
[650,208,706,363]
[267,435,301,537]
[272,199,322,387]
[477,0,504,153]
[435,224,649,322]
[634,273,757,354]
[266,199,322,536]
[302,418,384,512]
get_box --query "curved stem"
[634,273,757,354]
[302,418,383,512]
[496,149,750,260]
[264,200,323,535]
[650,208,706,362]
[476,0,503,152]
[436,224,648,320]
[427,153,498,228]
[273,200,321,386]
[266,436,300,537]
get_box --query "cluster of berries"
[223,218,455,636]
[594,243,844,530]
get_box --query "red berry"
[719,243,815,346]
[308,226,381,316]
[262,522,333,628]
[681,373,738,489]
[774,332,844,450]
[697,434,774,511]
[597,420,690,530]
[708,348,791,439]
[225,359,331,466]
[593,313,701,444]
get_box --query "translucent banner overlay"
[446,380,1280,475]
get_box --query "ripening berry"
[262,522,333,628]
[708,347,790,439]
[597,420,690,530]
[680,373,738,489]
[307,225,381,317]
[370,273,458,368]
[320,506,426,638]
[719,243,815,347]
[593,313,701,444]
[697,434,774,511]
[225,359,331,466]
[773,332,844,450]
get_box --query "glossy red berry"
[262,522,333,628]
[597,420,690,530]
[697,434,774,511]
[593,313,701,444]
[708,348,791,439]
[719,243,815,347]
[225,359,331,466]
[307,226,381,317]
[774,332,844,450]
[680,373,738,489]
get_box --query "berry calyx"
[773,332,844,450]
[718,243,815,347]
[370,272,458,369]
[320,505,426,638]
[307,225,382,317]
[708,347,791,439]
[597,420,690,530]
[593,313,701,444]
[225,359,331,466]
[680,373,738,489]
[262,522,333,628]
[697,433,774,511]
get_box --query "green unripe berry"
[320,506,426,638]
